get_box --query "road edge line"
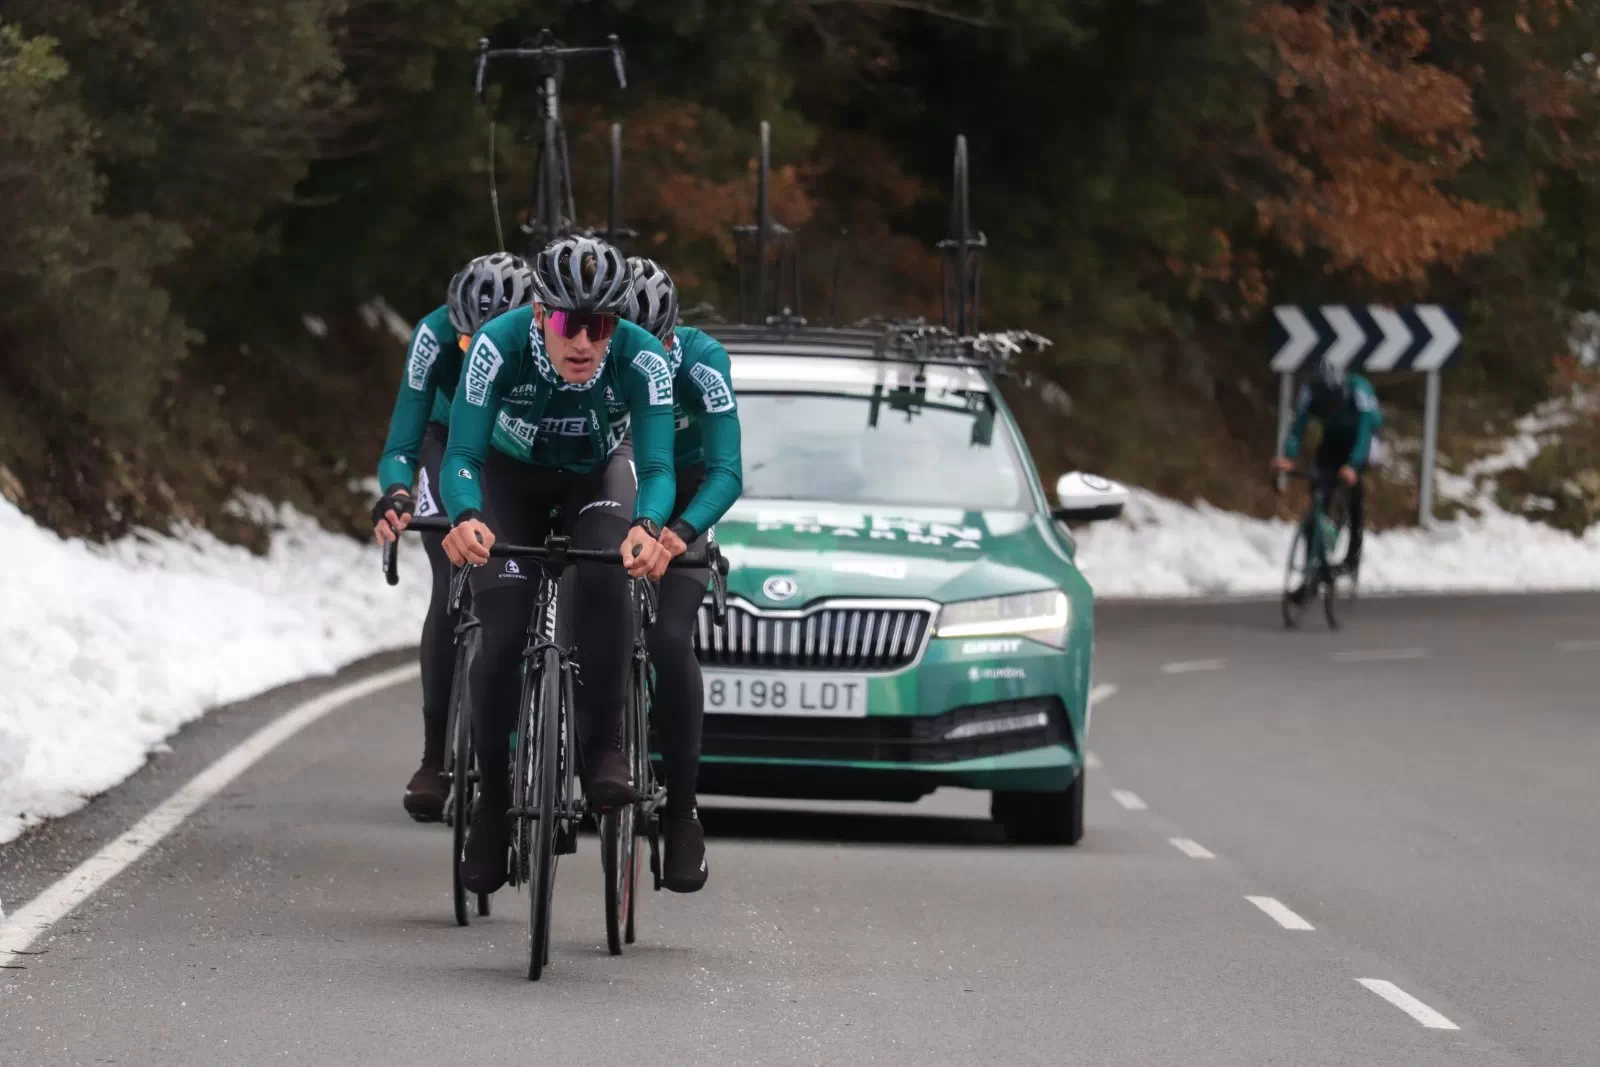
[0,663,419,960]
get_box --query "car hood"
[711,499,1075,607]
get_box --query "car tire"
[992,767,1086,846]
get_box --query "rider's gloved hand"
[443,514,494,566]
[1269,457,1294,474]
[371,487,414,545]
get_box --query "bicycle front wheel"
[1281,521,1313,629]
[524,645,564,981]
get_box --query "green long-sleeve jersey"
[376,305,462,492]
[1283,373,1382,468]
[667,326,743,538]
[440,308,676,524]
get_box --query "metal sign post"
[1269,305,1462,526]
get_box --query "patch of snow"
[1076,488,1600,599]
[359,296,414,345]
[0,498,431,845]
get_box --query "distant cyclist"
[1271,355,1383,580]
[372,252,533,822]
[438,235,677,896]
[622,256,743,892]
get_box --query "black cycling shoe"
[403,762,448,823]
[583,747,640,811]
[461,797,511,895]
[662,808,709,894]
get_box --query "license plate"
[701,670,870,718]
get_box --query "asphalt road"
[2,593,1597,1065]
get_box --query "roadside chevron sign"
[1270,305,1462,373]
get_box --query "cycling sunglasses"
[547,309,617,341]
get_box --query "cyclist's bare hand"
[1269,457,1294,474]
[659,525,689,559]
[444,518,494,566]
[1338,464,1358,486]
[621,526,670,580]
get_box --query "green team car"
[688,324,1127,843]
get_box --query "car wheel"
[992,767,1086,846]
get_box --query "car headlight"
[935,590,1070,649]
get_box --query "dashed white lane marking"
[1111,790,1147,811]
[1357,979,1460,1030]
[1160,658,1226,674]
[1089,682,1118,706]
[1169,837,1216,859]
[1245,895,1315,930]
[0,664,420,961]
[1557,638,1600,653]
[1332,648,1426,663]
[1084,751,1103,770]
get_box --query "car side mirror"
[1052,471,1127,523]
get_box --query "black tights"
[646,565,710,814]
[467,447,639,808]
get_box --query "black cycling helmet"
[1306,352,1349,407]
[623,256,679,343]
[447,253,533,336]
[528,235,632,313]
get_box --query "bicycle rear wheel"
[602,652,647,954]
[525,645,564,981]
[447,637,475,927]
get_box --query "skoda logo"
[762,575,799,602]
[1081,473,1111,491]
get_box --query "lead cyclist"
[371,253,534,822]
[622,257,744,892]
[439,235,676,895]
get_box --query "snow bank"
[0,499,430,844]
[1075,488,1600,599]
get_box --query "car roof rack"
[705,316,1051,384]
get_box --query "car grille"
[693,697,1070,765]
[693,601,934,672]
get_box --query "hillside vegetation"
[3,2,1598,540]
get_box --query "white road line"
[1357,979,1460,1030]
[1169,837,1215,859]
[1160,658,1226,674]
[1111,789,1147,811]
[1089,682,1118,705]
[1557,638,1600,653]
[1084,751,1103,770]
[0,664,419,961]
[1245,895,1315,930]
[1332,648,1427,663]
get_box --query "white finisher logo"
[631,349,673,407]
[463,337,504,407]
[407,325,441,391]
[689,363,735,413]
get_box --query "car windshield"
[738,389,1033,509]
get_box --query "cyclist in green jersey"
[371,253,532,821]
[622,256,743,892]
[438,235,677,895]
[1271,353,1384,581]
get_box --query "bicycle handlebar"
[474,34,626,101]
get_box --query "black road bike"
[388,519,727,978]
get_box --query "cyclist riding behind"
[372,253,533,822]
[438,235,676,896]
[1271,354,1383,580]
[622,257,743,893]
